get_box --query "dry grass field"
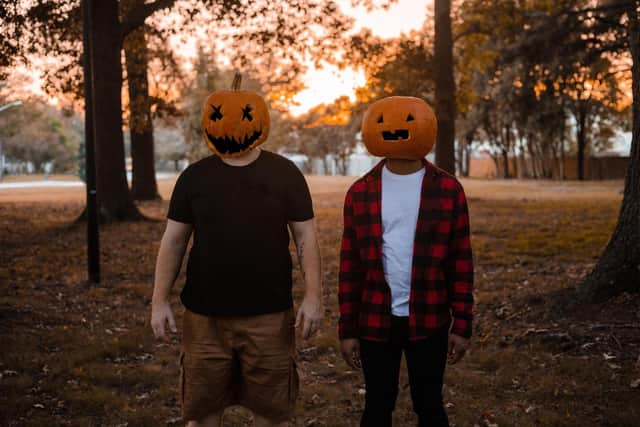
[1,175,638,426]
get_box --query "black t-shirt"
[167,150,314,316]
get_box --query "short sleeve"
[167,169,193,224]
[285,162,314,222]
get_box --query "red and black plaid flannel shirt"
[338,159,474,341]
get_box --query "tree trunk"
[124,25,160,201]
[489,153,498,177]
[433,0,456,174]
[560,137,565,180]
[550,143,559,180]
[501,148,509,179]
[322,156,330,176]
[456,136,463,175]
[517,138,526,178]
[511,144,519,178]
[463,132,473,177]
[506,124,515,178]
[91,0,141,221]
[576,102,587,181]
[542,142,552,178]
[527,134,538,179]
[582,4,640,300]
[81,0,100,283]
[559,103,566,180]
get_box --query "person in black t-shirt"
[150,81,322,427]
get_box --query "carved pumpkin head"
[201,73,270,158]
[361,96,437,160]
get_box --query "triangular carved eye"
[406,114,415,121]
[377,114,383,124]
[209,104,223,121]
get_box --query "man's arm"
[338,189,365,369]
[151,219,193,339]
[338,189,365,339]
[289,218,323,340]
[445,183,474,363]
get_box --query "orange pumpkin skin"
[361,96,437,160]
[201,90,270,157]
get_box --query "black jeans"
[359,316,450,427]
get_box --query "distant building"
[282,143,436,177]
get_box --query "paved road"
[0,180,85,189]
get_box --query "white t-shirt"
[381,164,425,316]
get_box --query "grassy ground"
[0,175,638,427]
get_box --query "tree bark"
[527,134,538,178]
[511,144,518,178]
[433,0,456,174]
[576,102,588,181]
[463,132,473,177]
[582,3,640,300]
[90,0,141,221]
[456,136,463,175]
[501,148,509,179]
[81,0,100,283]
[559,101,566,180]
[124,25,160,201]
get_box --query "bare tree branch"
[121,0,176,38]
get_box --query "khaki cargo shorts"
[179,308,299,423]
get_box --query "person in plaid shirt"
[338,97,473,427]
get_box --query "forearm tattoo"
[298,241,306,280]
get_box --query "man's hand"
[340,339,361,370]
[296,294,323,340]
[448,333,469,364]
[151,300,177,340]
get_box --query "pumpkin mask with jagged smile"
[201,73,270,158]
[361,96,437,160]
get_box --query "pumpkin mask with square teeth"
[201,73,270,158]
[361,96,437,160]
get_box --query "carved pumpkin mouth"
[205,129,263,154]
[382,129,410,141]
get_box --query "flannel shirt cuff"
[338,320,359,340]
[451,318,472,339]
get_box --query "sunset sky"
[6,0,432,116]
[167,0,432,115]
[289,0,431,115]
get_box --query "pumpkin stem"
[231,72,242,91]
